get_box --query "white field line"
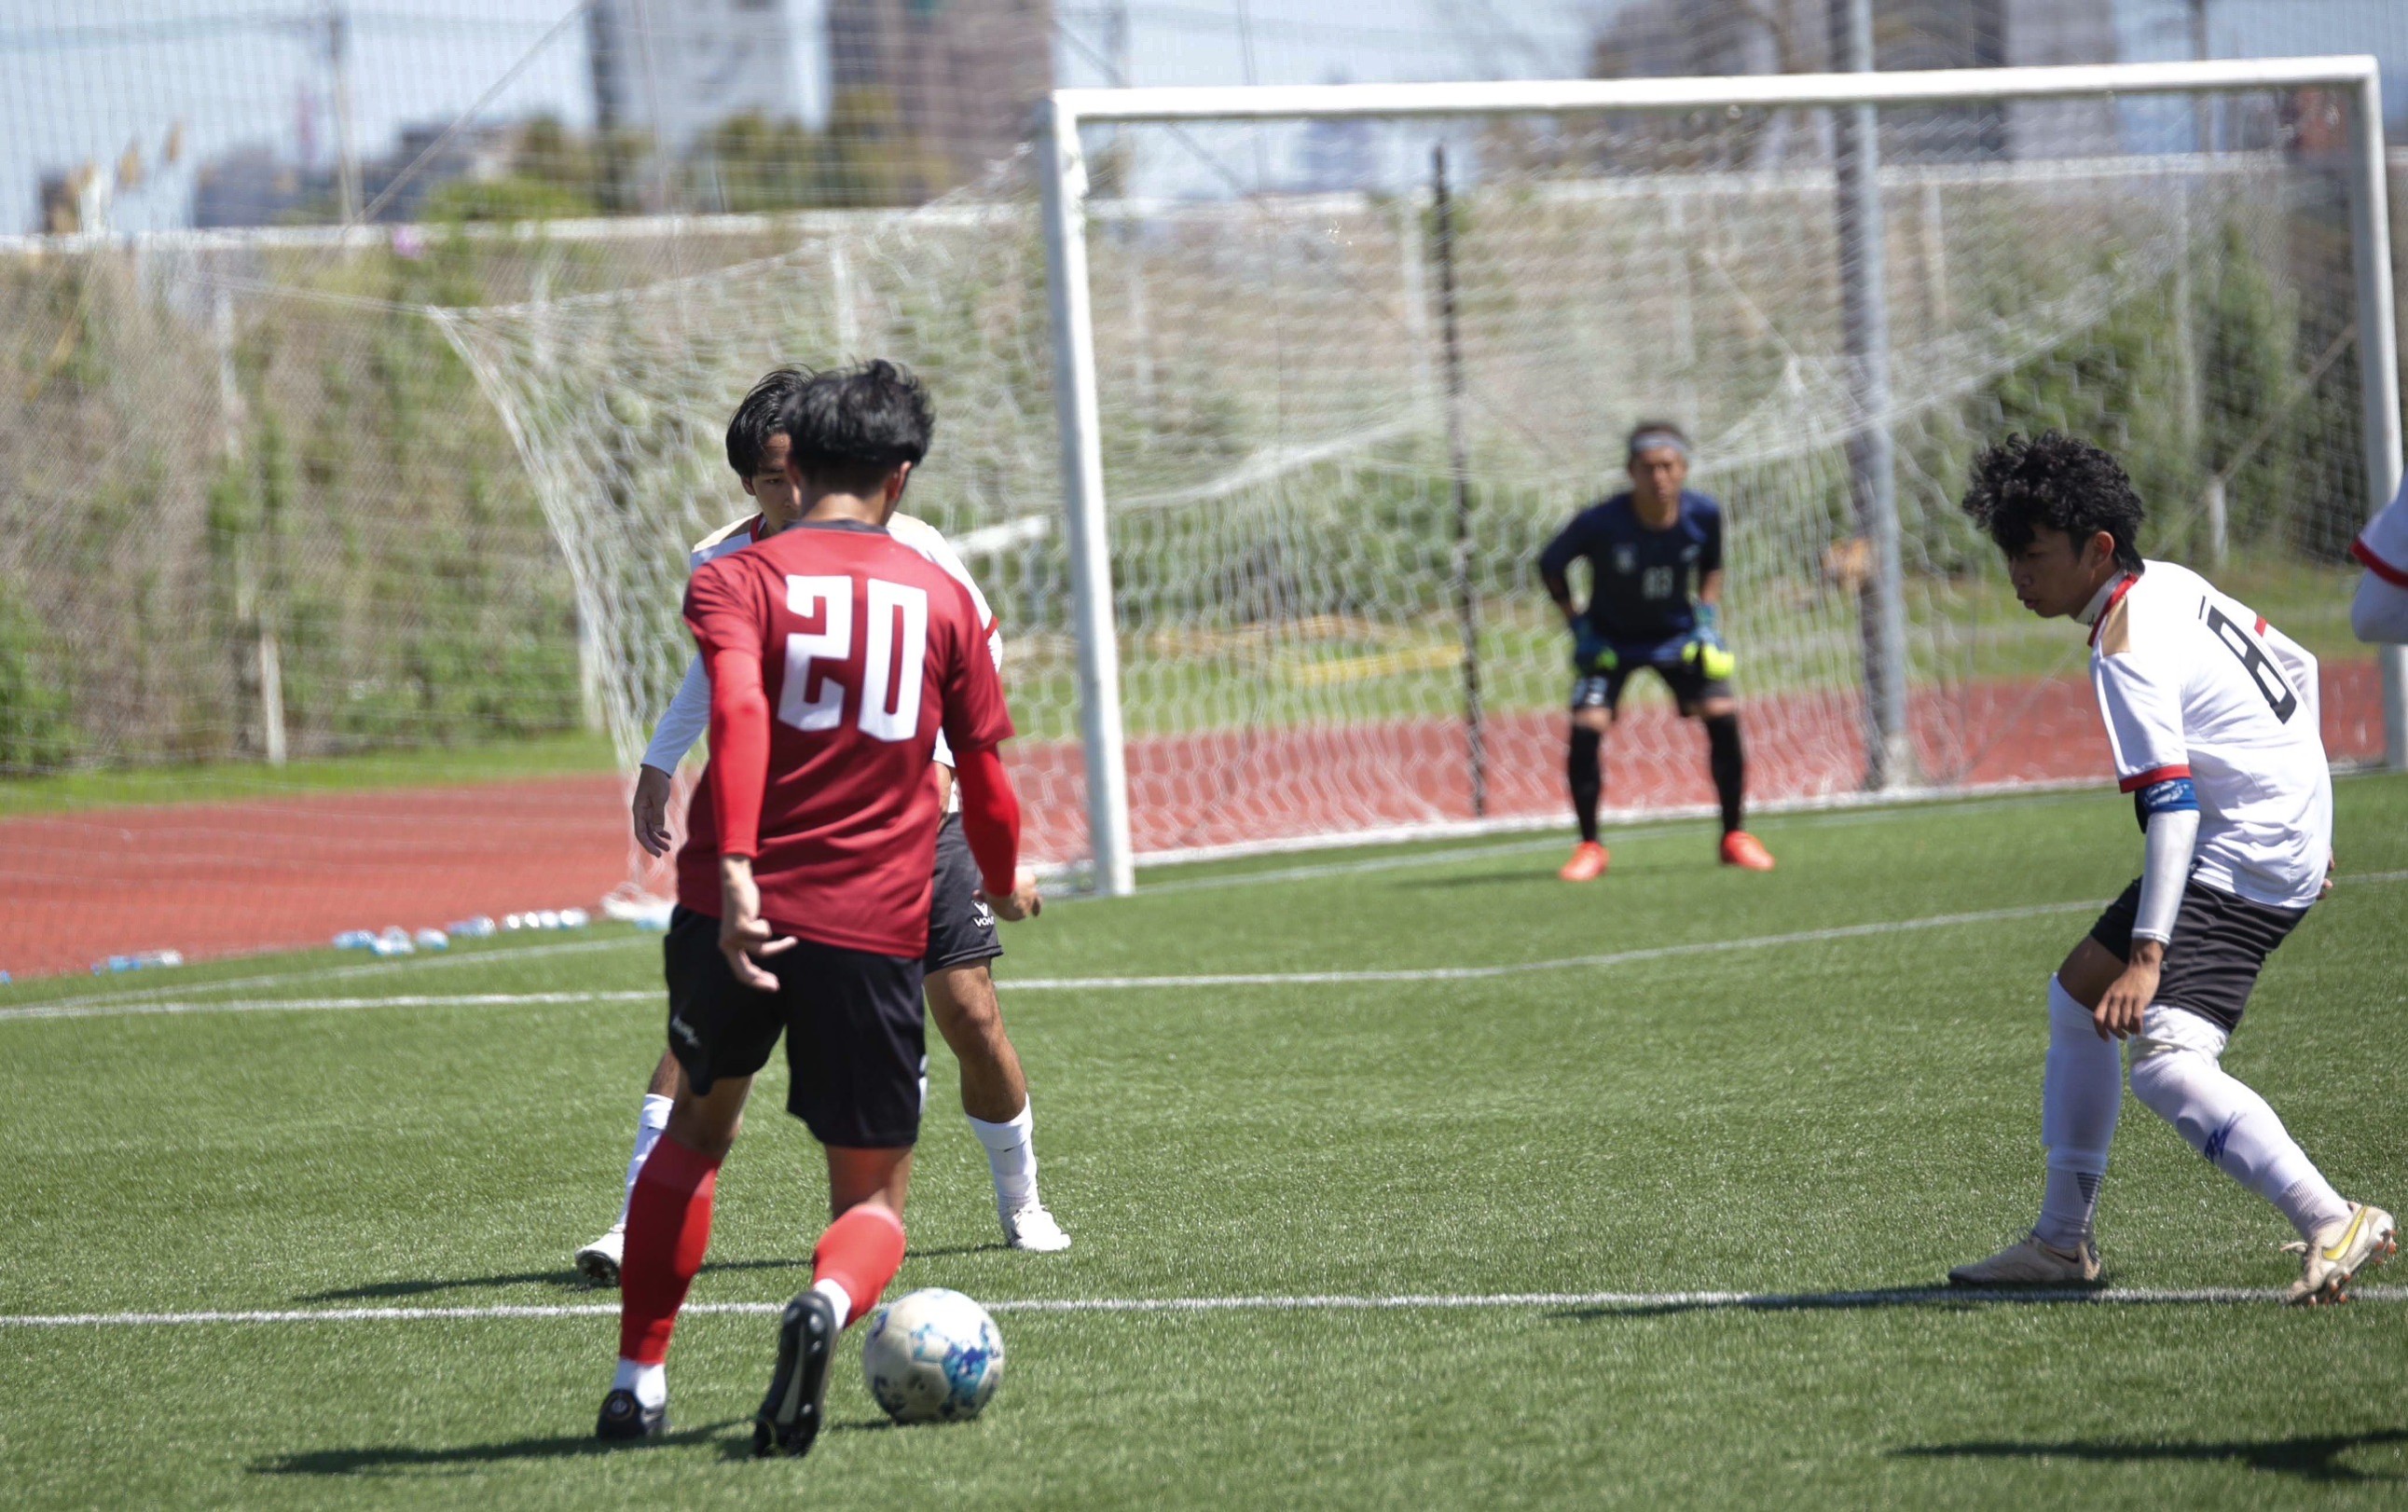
[12,872,2405,1024]
[0,900,2095,1022]
[10,933,649,1014]
[4,1285,2401,1328]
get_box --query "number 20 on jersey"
[778,575,930,742]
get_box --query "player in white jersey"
[2349,476,2408,643]
[575,370,1067,1283]
[1948,433,2393,1304]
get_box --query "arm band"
[2133,805,2200,945]
[952,744,1022,898]
[704,647,769,861]
[642,654,711,775]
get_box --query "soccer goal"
[1032,58,2408,894]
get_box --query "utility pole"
[1432,144,1488,818]
[325,1,360,222]
[1830,0,1908,790]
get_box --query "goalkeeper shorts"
[1570,656,1730,717]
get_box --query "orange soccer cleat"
[1558,841,1609,882]
[1719,831,1775,871]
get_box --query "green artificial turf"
[3,777,2404,1507]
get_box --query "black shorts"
[2088,877,2308,1033]
[663,906,927,1148]
[1570,658,1731,716]
[926,812,1002,971]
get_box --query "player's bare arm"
[632,763,675,857]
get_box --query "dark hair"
[776,359,934,492]
[726,367,807,479]
[1626,419,1687,457]
[1960,431,2145,573]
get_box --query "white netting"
[437,92,2387,881]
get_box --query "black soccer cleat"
[595,1387,666,1440]
[752,1289,837,1458]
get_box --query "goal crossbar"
[1039,59,2406,897]
[1051,56,2383,126]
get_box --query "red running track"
[0,664,2386,980]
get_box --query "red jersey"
[677,519,1014,956]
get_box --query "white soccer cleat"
[574,1227,626,1287]
[2284,1203,2397,1307]
[1947,1231,2102,1288]
[1000,1203,1070,1253]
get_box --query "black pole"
[1431,143,1486,818]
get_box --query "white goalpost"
[1036,58,2407,897]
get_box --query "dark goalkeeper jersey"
[1538,489,1723,657]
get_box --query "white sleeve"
[2253,617,2320,735]
[641,654,711,774]
[2091,651,2191,793]
[2353,571,2408,644]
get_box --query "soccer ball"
[860,1287,1005,1423]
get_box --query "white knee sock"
[612,1093,675,1231]
[2035,976,2121,1251]
[612,1357,667,1409]
[967,1100,1039,1213]
[2126,1007,2353,1241]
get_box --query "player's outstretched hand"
[631,764,675,857]
[2093,952,2159,1040]
[717,857,795,991]
[984,867,1042,923]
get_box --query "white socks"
[967,1101,1040,1213]
[612,1357,667,1409]
[612,1094,675,1231]
[812,1277,853,1329]
[2126,1006,2353,1241]
[2035,976,2120,1251]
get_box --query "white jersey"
[641,511,1001,785]
[2356,477,2408,589]
[2085,559,2330,911]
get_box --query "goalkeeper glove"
[1683,604,1736,681]
[1570,621,1617,675]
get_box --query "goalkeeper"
[1538,421,1774,879]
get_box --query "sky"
[0,1,2403,236]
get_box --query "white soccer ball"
[860,1287,1004,1423]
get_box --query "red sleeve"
[684,563,771,860]
[939,580,1015,756]
[953,744,1021,898]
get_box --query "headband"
[1627,430,1689,460]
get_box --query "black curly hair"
[725,367,806,479]
[777,359,933,494]
[1959,431,2145,573]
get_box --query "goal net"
[7,63,2396,978]
[443,63,2400,895]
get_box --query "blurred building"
[828,0,1055,197]
[192,124,516,228]
[1589,0,2119,163]
[193,146,327,228]
[587,0,805,160]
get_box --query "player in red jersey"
[596,361,1030,1458]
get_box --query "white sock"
[612,1357,667,1409]
[2034,976,2119,1251]
[612,1094,675,1230]
[811,1277,852,1329]
[967,1100,1039,1212]
[2126,1007,2354,1241]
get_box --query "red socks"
[617,1136,721,1365]
[812,1203,907,1324]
